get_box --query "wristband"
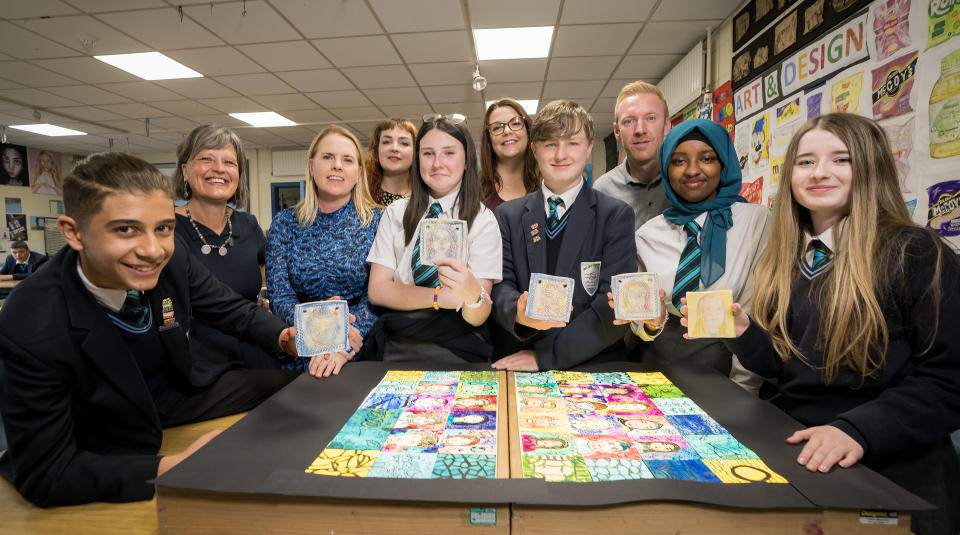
[465,286,489,309]
[433,285,441,310]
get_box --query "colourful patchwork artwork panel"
[307,371,500,479]
[515,371,787,484]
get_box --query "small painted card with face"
[612,272,660,321]
[685,290,736,338]
[294,300,349,355]
[420,219,466,265]
[526,273,574,322]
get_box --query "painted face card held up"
[526,273,574,323]
[612,272,660,321]
[420,219,466,266]
[294,300,349,356]
[685,290,736,338]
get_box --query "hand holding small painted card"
[420,219,466,265]
[685,290,736,338]
[612,272,660,321]
[525,273,574,323]
[294,300,349,356]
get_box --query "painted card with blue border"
[612,272,660,321]
[294,300,349,356]
[526,273,574,322]
[420,219,466,265]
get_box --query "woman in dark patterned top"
[174,125,276,369]
[479,98,540,211]
[266,125,383,377]
[716,113,960,535]
[365,118,416,206]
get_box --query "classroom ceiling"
[0,0,741,155]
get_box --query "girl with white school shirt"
[365,116,502,362]
[714,113,959,535]
[625,119,768,391]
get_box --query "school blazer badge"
[580,261,600,296]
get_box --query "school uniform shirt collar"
[76,257,127,313]
[541,178,584,219]
[428,186,461,218]
[15,259,29,266]
[802,219,845,266]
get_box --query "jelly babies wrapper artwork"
[686,290,736,339]
[294,300,349,356]
[526,273,575,323]
[927,180,960,236]
[420,219,466,266]
[612,273,660,321]
[872,0,911,60]
[927,0,960,50]
[871,51,917,120]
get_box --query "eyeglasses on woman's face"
[487,116,524,136]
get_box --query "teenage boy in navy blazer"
[0,153,301,507]
[491,100,636,371]
[0,241,47,281]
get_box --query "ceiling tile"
[0,61,87,86]
[183,1,299,44]
[43,85,132,105]
[483,82,542,100]
[312,36,401,67]
[0,0,79,18]
[614,54,683,79]
[45,105,127,121]
[392,31,472,63]
[600,79,645,98]
[479,59,547,84]
[191,114,247,127]
[0,79,24,90]
[236,41,331,71]
[276,69,354,92]
[306,90,372,108]
[379,104,433,120]
[106,102,171,118]
[547,56,620,81]
[422,85,477,104]
[154,78,239,99]
[409,61,473,86]
[98,118,151,131]
[468,0,560,27]
[0,22,85,59]
[552,24,641,57]
[166,47,265,76]
[632,22,711,54]
[369,0,464,32]
[212,73,294,95]
[97,8,225,49]
[560,0,657,23]
[30,57,141,84]
[197,96,269,113]
[363,87,427,106]
[67,0,168,11]
[146,116,201,130]
[269,0,381,38]
[341,65,415,89]
[282,108,337,124]
[542,80,604,99]
[149,101,217,120]
[0,88,80,107]
[651,0,741,21]
[251,93,317,111]
[96,81,184,102]
[20,16,150,55]
[328,106,384,122]
[591,97,617,113]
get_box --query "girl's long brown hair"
[479,98,540,203]
[752,113,944,382]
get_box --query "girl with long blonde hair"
[715,113,960,535]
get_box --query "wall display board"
[730,0,960,249]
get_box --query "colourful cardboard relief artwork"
[306,370,500,479]
[515,371,787,484]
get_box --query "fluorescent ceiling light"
[10,124,87,136]
[229,112,295,127]
[473,27,553,60]
[95,52,202,80]
[486,100,539,116]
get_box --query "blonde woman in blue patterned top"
[266,125,383,377]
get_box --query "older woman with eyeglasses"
[174,125,277,369]
[479,98,540,211]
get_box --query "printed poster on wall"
[713,81,736,139]
[927,179,960,235]
[6,214,27,241]
[881,115,916,192]
[871,50,918,119]
[27,148,63,196]
[749,113,771,170]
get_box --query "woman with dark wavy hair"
[479,98,539,210]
